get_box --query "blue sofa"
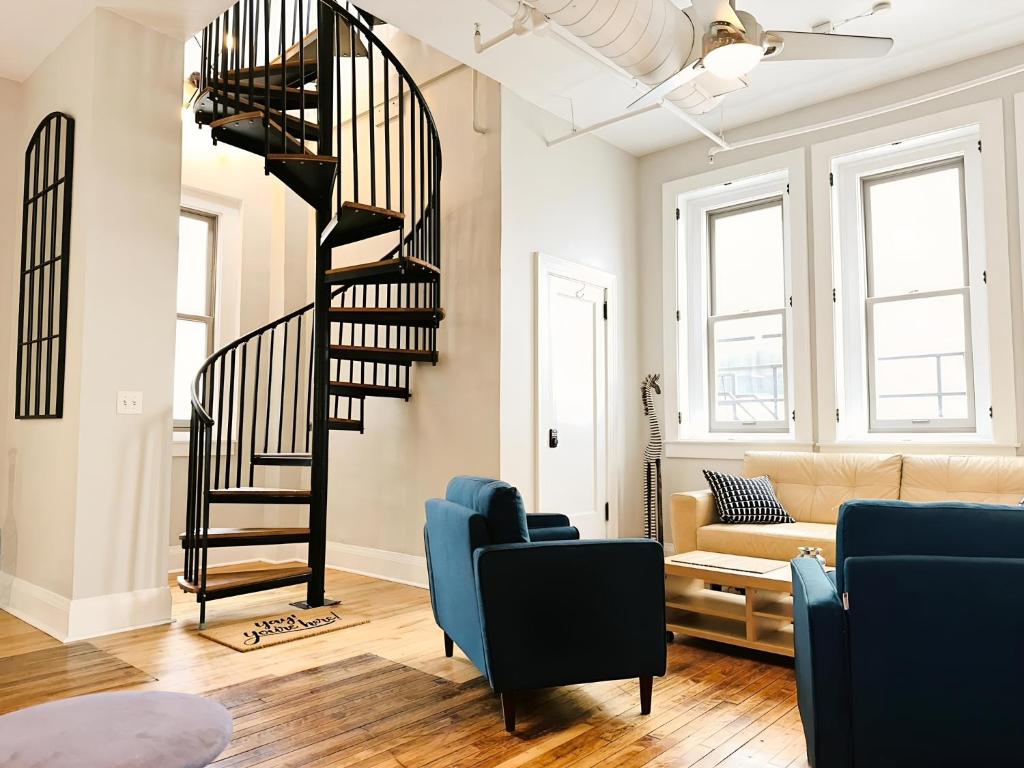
[792,499,1024,768]
[424,476,667,731]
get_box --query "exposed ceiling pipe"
[483,0,742,114]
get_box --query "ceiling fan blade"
[628,62,703,110]
[765,31,893,61]
[689,0,745,31]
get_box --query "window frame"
[860,156,976,433]
[173,207,218,430]
[705,195,790,433]
[811,102,1020,450]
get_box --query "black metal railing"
[185,0,441,602]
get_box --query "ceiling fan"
[630,0,894,109]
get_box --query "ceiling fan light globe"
[703,41,763,78]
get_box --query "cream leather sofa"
[671,452,1024,566]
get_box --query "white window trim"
[662,149,812,456]
[811,98,1018,449]
[172,187,243,455]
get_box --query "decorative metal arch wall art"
[16,112,75,419]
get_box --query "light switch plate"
[117,390,143,415]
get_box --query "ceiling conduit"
[487,0,742,113]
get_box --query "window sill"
[667,437,814,460]
[821,437,1019,456]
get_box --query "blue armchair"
[793,499,1024,768]
[424,476,667,731]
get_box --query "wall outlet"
[117,390,143,415]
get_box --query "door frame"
[535,252,619,539]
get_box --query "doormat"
[199,606,370,652]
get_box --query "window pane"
[712,313,784,424]
[178,214,212,316]
[871,293,970,423]
[174,319,209,422]
[710,199,784,315]
[866,162,966,296]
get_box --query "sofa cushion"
[743,452,902,524]
[445,476,529,544]
[697,521,837,565]
[703,470,794,524]
[900,455,1024,506]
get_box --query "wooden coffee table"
[664,550,830,657]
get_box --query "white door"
[538,265,609,539]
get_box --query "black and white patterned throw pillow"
[703,470,794,525]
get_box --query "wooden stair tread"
[253,451,312,466]
[179,527,311,547]
[328,307,444,327]
[328,417,363,431]
[276,26,368,66]
[209,113,313,157]
[320,202,405,249]
[330,381,409,399]
[209,487,311,504]
[208,83,319,109]
[329,344,437,363]
[196,89,320,141]
[177,564,312,595]
[323,255,438,286]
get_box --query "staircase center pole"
[302,1,337,609]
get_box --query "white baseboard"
[325,542,428,589]
[66,587,172,642]
[0,573,173,642]
[0,573,71,641]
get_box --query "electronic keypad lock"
[548,428,558,448]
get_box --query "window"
[830,125,990,437]
[707,197,788,431]
[173,209,217,428]
[863,159,974,431]
[673,164,799,440]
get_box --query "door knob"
[548,428,558,448]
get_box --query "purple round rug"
[0,691,233,767]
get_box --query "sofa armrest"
[670,490,717,554]
[792,558,851,768]
[473,540,666,692]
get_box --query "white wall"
[0,76,22,588]
[500,90,644,536]
[638,44,1024,543]
[1,10,184,640]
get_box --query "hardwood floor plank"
[0,569,809,767]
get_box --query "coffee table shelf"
[664,550,827,658]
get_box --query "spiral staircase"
[179,0,442,625]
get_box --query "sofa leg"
[639,676,653,715]
[443,632,453,658]
[501,691,516,732]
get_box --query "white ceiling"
[2,0,233,82]
[352,0,1024,156]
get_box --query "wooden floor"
[0,565,810,767]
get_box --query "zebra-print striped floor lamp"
[641,374,664,543]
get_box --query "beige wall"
[499,90,644,535]
[1,10,183,639]
[638,45,1024,539]
[325,65,503,560]
[0,76,22,587]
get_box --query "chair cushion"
[900,454,1024,505]
[445,476,529,544]
[697,521,837,565]
[743,451,902,524]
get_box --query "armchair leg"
[501,691,516,732]
[443,632,453,658]
[639,675,653,715]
